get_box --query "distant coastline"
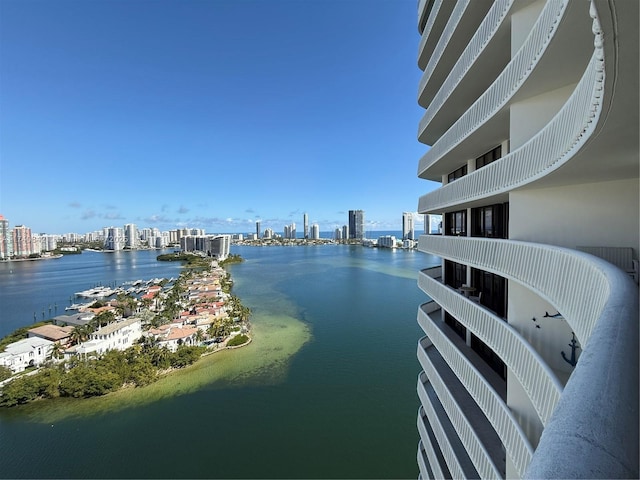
[1,254,63,263]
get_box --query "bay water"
[0,241,438,478]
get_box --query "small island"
[0,254,251,407]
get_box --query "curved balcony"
[417,372,472,479]
[417,0,430,34]
[417,0,571,177]
[418,0,513,142]
[417,0,492,113]
[418,301,534,477]
[418,340,502,478]
[417,235,639,477]
[417,0,455,71]
[417,408,446,479]
[419,47,603,213]
[418,269,562,426]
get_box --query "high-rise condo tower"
[348,210,365,240]
[403,212,415,241]
[414,0,638,478]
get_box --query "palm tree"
[71,325,89,345]
[141,296,153,310]
[94,311,115,328]
[50,342,65,360]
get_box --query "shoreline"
[1,254,63,263]
[0,255,254,408]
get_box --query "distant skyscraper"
[334,228,342,240]
[124,224,138,249]
[256,220,261,239]
[104,227,124,251]
[0,215,10,259]
[303,213,309,239]
[402,212,415,241]
[284,224,297,240]
[12,225,33,257]
[311,223,320,240]
[342,225,349,240]
[348,210,364,240]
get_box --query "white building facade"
[414,1,638,478]
[75,317,142,356]
[180,234,230,260]
[0,338,54,373]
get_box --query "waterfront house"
[53,312,95,328]
[28,324,74,346]
[0,337,53,373]
[74,317,142,356]
[148,325,199,352]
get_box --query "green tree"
[116,293,138,317]
[208,319,232,338]
[70,325,90,345]
[0,366,12,382]
[170,346,205,368]
[59,362,121,398]
[149,346,172,370]
[50,342,65,360]
[127,357,156,386]
[94,311,116,328]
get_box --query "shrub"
[0,366,11,382]
[227,334,249,347]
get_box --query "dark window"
[444,311,466,342]
[471,333,506,380]
[471,203,509,238]
[476,145,502,170]
[444,210,467,236]
[447,164,467,183]
[471,268,507,318]
[445,260,466,290]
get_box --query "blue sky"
[0,0,436,234]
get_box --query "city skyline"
[0,209,424,239]
[0,1,438,234]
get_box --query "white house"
[74,317,142,356]
[0,337,54,373]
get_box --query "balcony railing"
[417,372,477,479]
[418,267,562,425]
[418,234,639,477]
[418,341,501,478]
[418,301,534,477]
[417,408,445,479]
[417,0,444,70]
[419,47,603,213]
[418,0,470,103]
[418,0,513,125]
[418,0,569,170]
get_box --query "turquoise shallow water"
[0,244,438,478]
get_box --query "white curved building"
[414,0,638,478]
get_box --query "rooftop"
[28,324,74,341]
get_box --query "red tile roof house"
[148,325,199,352]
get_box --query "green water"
[0,244,437,478]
